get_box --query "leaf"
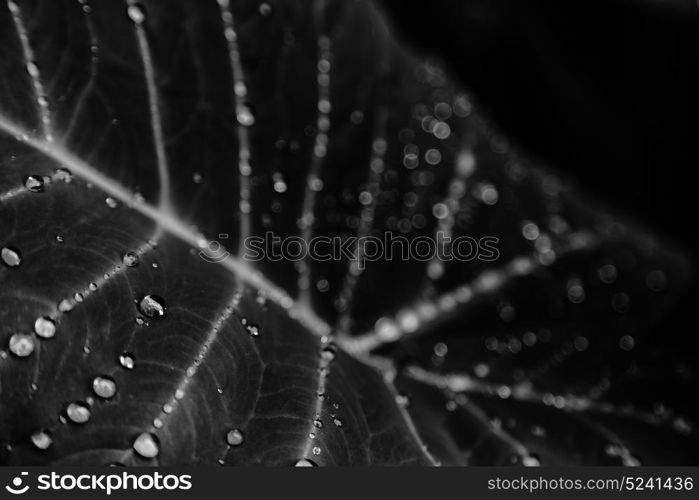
[0,0,696,466]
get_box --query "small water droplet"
[105,197,118,208]
[295,458,316,467]
[133,432,159,458]
[1,247,21,267]
[24,175,44,192]
[31,429,53,450]
[236,106,255,126]
[54,168,72,183]
[57,299,73,313]
[320,344,336,362]
[226,428,244,446]
[74,293,84,303]
[312,446,321,455]
[8,333,35,357]
[34,316,56,339]
[138,295,166,319]
[66,402,91,424]
[522,455,541,467]
[259,2,272,15]
[119,353,135,369]
[333,417,343,427]
[245,323,259,337]
[122,251,139,267]
[92,375,117,398]
[313,418,323,428]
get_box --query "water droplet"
[245,323,259,337]
[24,175,44,192]
[54,168,72,183]
[127,3,145,24]
[31,430,53,450]
[312,446,321,455]
[313,418,323,428]
[226,428,244,446]
[1,247,21,267]
[320,345,336,362]
[92,375,117,399]
[105,197,118,208]
[259,2,272,15]
[122,251,139,267]
[57,299,73,313]
[66,402,91,424]
[8,333,35,357]
[295,458,316,467]
[236,106,255,126]
[138,295,166,319]
[34,317,56,339]
[133,432,159,458]
[522,455,541,466]
[333,417,343,427]
[119,353,135,369]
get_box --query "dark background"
[379,0,699,354]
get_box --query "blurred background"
[379,0,699,361]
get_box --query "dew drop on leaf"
[57,299,73,313]
[31,430,52,450]
[8,333,35,357]
[34,316,56,339]
[236,106,255,127]
[313,418,323,428]
[138,295,166,319]
[54,168,72,183]
[66,402,91,424]
[122,252,139,267]
[312,446,321,456]
[294,459,316,467]
[226,428,244,446]
[333,417,343,427]
[259,2,271,15]
[92,376,117,399]
[24,175,44,192]
[522,455,541,467]
[119,353,135,369]
[105,197,118,208]
[1,247,21,267]
[133,432,159,458]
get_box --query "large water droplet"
[294,458,317,467]
[34,316,56,339]
[133,432,159,458]
[138,295,166,319]
[31,429,53,450]
[66,402,91,424]
[8,333,35,357]
[226,428,244,446]
[93,375,117,399]
[24,175,44,192]
[1,247,21,267]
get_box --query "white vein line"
[64,0,100,142]
[340,231,599,354]
[301,336,334,460]
[7,0,54,141]
[51,239,158,319]
[297,0,331,306]
[334,106,389,335]
[404,366,693,436]
[0,118,332,337]
[149,292,241,433]
[426,149,477,281]
[382,364,440,465]
[0,169,66,203]
[217,0,253,253]
[126,0,172,211]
